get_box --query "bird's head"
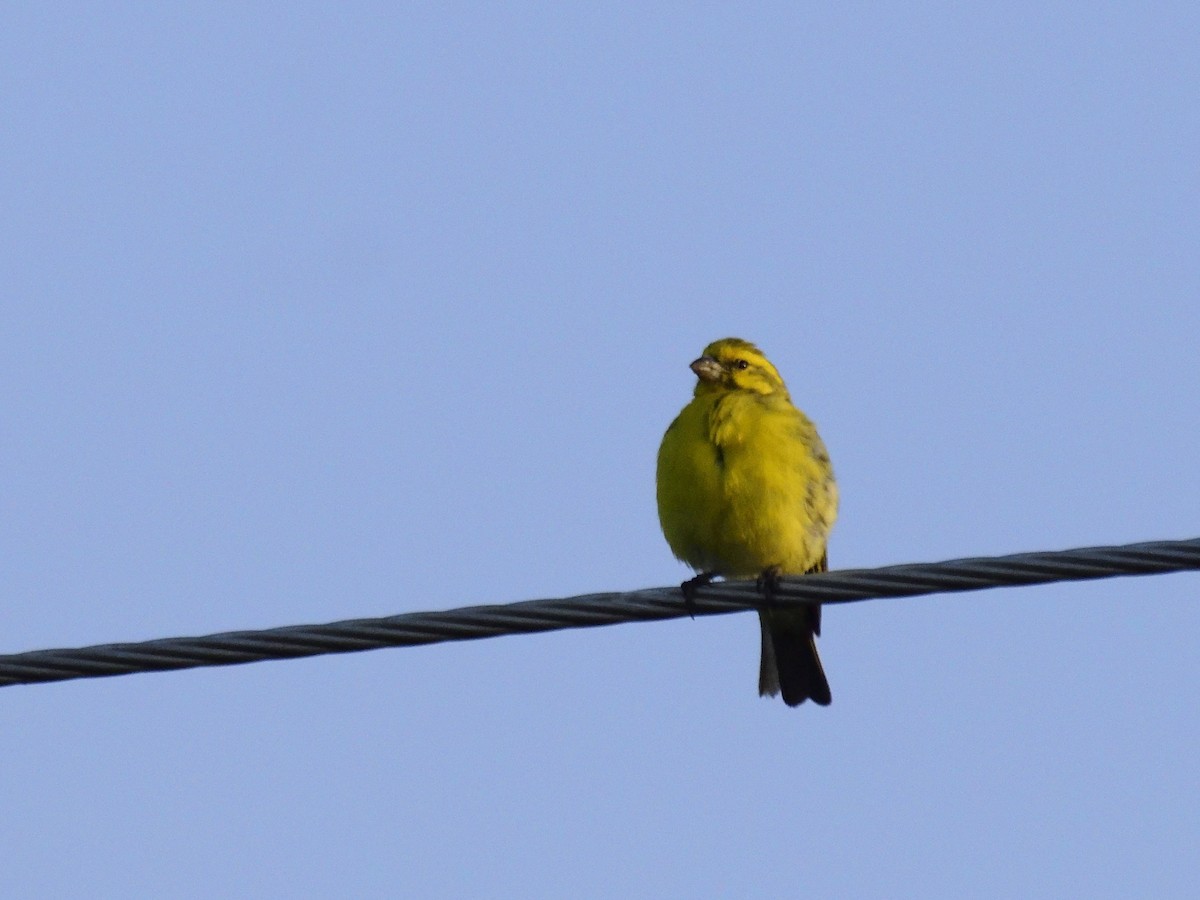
[690,338,789,398]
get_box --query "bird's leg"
[756,565,783,611]
[680,572,716,619]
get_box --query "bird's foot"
[680,572,716,619]
[756,565,783,607]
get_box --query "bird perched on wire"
[656,338,838,706]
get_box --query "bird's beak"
[690,356,723,382]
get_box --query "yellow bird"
[656,338,838,706]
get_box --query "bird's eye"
[733,359,750,370]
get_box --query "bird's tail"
[758,605,831,706]
[757,554,831,706]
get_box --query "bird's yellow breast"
[656,389,837,578]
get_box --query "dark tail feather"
[758,606,831,706]
[757,553,831,707]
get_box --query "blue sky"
[3,4,1198,897]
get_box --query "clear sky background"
[3,4,1198,897]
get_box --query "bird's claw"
[756,565,783,608]
[680,572,715,619]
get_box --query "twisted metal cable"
[2,536,1197,688]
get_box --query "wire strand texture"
[2,536,1197,688]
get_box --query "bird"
[656,338,838,706]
